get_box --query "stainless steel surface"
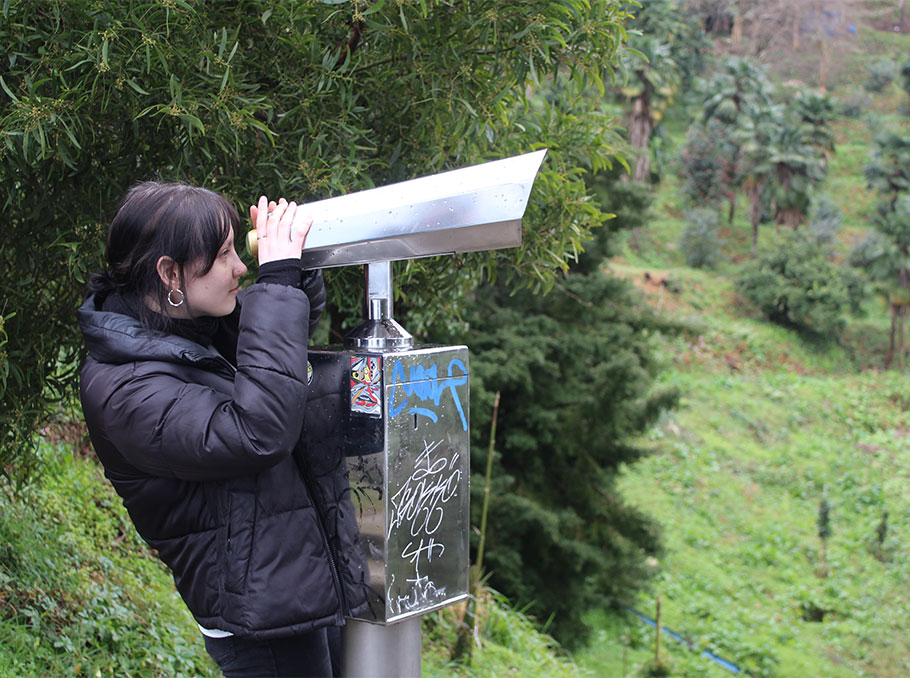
[343,319,413,350]
[344,262,414,350]
[382,348,470,621]
[342,617,421,678]
[366,262,394,316]
[310,345,470,623]
[294,149,546,268]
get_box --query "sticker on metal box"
[350,355,382,416]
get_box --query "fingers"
[251,195,309,266]
[292,214,313,250]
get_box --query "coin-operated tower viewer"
[249,150,546,677]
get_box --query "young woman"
[78,182,368,677]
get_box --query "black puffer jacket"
[78,279,368,639]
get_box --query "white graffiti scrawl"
[389,439,461,541]
[387,437,462,615]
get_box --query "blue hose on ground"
[627,608,741,674]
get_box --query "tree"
[700,56,773,227]
[865,59,898,93]
[701,68,833,248]
[456,224,679,647]
[766,111,829,229]
[678,117,740,215]
[618,0,709,183]
[874,508,889,562]
[792,92,837,158]
[680,208,725,269]
[684,0,742,37]
[733,101,779,253]
[808,193,844,245]
[0,0,631,477]
[852,133,910,367]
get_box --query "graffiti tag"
[388,358,467,430]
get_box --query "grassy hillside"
[578,265,910,677]
[576,17,910,678]
[0,439,592,677]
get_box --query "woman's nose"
[234,254,248,277]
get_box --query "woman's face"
[184,227,248,317]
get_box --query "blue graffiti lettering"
[388,359,468,431]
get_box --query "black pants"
[203,626,341,678]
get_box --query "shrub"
[735,233,864,337]
[900,60,910,96]
[678,119,738,208]
[864,59,897,93]
[837,90,873,118]
[680,208,725,269]
[808,194,843,246]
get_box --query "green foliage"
[613,348,910,675]
[679,208,724,269]
[617,0,711,182]
[677,119,738,209]
[625,0,711,95]
[695,58,834,234]
[855,131,910,365]
[864,58,897,93]
[583,172,656,273]
[808,193,843,246]
[735,232,864,337]
[792,92,837,156]
[863,133,910,203]
[578,19,910,677]
[768,125,823,226]
[0,441,592,678]
[0,0,631,477]
[836,89,873,119]
[817,496,832,542]
[695,56,777,239]
[0,441,217,677]
[701,56,773,127]
[426,589,592,678]
[451,236,680,646]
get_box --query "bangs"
[184,190,239,275]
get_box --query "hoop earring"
[167,288,185,308]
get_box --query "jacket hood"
[78,294,229,370]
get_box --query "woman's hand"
[249,196,313,266]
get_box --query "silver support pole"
[342,618,422,678]
[366,261,394,320]
[344,262,413,350]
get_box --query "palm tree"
[767,114,827,229]
[701,57,773,222]
[856,133,910,367]
[734,102,779,253]
[618,0,709,183]
[622,39,679,182]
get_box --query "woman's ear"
[155,256,180,291]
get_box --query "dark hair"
[87,181,240,332]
